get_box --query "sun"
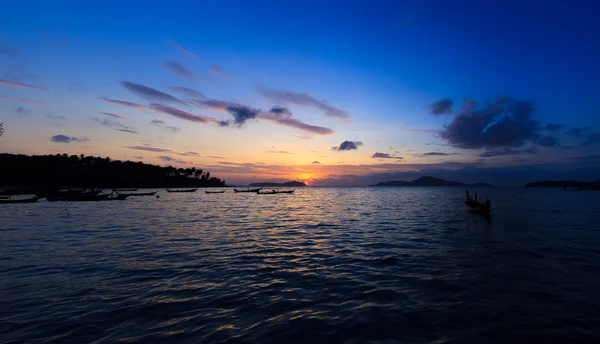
[296,173,315,184]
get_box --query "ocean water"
[1,187,600,343]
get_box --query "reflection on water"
[1,187,600,343]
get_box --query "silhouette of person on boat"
[465,190,491,216]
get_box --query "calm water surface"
[1,187,600,343]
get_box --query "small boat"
[257,190,278,195]
[464,190,491,217]
[118,190,158,196]
[234,187,262,193]
[114,188,138,192]
[205,190,226,194]
[276,189,295,194]
[166,188,198,193]
[0,197,40,204]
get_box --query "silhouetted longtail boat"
[205,190,226,194]
[118,191,158,196]
[166,188,197,193]
[276,189,295,194]
[0,197,40,204]
[234,187,262,193]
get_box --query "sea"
[1,187,600,343]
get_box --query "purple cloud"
[0,78,42,89]
[150,119,181,132]
[15,106,30,116]
[258,113,334,135]
[269,106,292,117]
[168,86,206,98]
[115,129,139,134]
[164,60,195,78]
[430,98,453,115]
[332,141,363,151]
[50,135,89,144]
[126,145,172,153]
[0,95,45,105]
[120,81,183,104]
[150,104,219,124]
[99,97,149,110]
[257,85,349,121]
[98,112,127,120]
[226,104,259,126]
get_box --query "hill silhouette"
[0,153,225,193]
[373,176,494,187]
[525,180,600,189]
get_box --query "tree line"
[0,153,226,190]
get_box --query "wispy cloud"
[176,151,199,157]
[91,116,134,131]
[164,60,195,78]
[565,126,593,138]
[209,64,228,77]
[0,95,46,105]
[168,86,205,98]
[266,150,295,154]
[332,141,363,151]
[99,97,149,110]
[115,128,139,134]
[580,133,600,146]
[168,39,198,59]
[479,147,537,158]
[150,104,219,124]
[126,145,172,153]
[50,134,89,144]
[535,135,560,147]
[150,119,181,132]
[256,85,349,121]
[98,112,127,119]
[120,81,184,105]
[421,152,453,156]
[258,112,334,135]
[545,123,564,131]
[158,155,187,164]
[0,78,42,90]
[372,152,403,159]
[15,106,30,116]
[46,114,66,120]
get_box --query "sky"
[1,0,599,186]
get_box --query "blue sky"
[1,0,599,185]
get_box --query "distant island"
[525,180,600,189]
[248,181,306,187]
[372,176,494,187]
[0,153,226,193]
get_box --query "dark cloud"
[168,39,198,59]
[168,86,206,98]
[257,85,349,120]
[151,104,218,124]
[120,81,183,104]
[159,155,187,164]
[479,147,537,158]
[208,155,226,159]
[115,129,139,134]
[177,151,199,156]
[218,120,230,127]
[258,113,334,135]
[565,126,593,137]
[270,106,292,117]
[98,112,127,120]
[372,152,403,159]
[226,104,259,126]
[50,135,89,144]
[164,60,195,78]
[580,133,600,146]
[332,141,363,151]
[545,123,564,131]
[0,78,42,89]
[422,152,452,156]
[150,119,181,132]
[15,106,30,116]
[126,145,172,153]
[133,156,144,159]
[535,135,560,147]
[430,98,453,115]
[46,114,66,120]
[438,98,541,149]
[312,161,321,164]
[99,97,148,110]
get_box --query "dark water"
[1,187,600,343]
